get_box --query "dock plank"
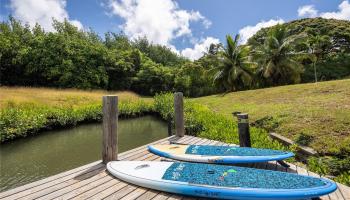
[337,183,350,200]
[135,190,159,200]
[151,192,171,200]
[18,165,107,200]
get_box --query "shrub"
[295,132,314,146]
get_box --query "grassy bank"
[0,87,152,142]
[193,79,350,156]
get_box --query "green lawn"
[193,79,350,155]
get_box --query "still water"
[0,115,167,191]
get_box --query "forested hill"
[248,18,350,83]
[1,17,350,96]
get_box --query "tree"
[174,62,216,97]
[249,18,350,83]
[132,57,174,95]
[132,37,188,67]
[308,34,332,82]
[104,32,132,50]
[213,34,255,92]
[106,49,141,90]
[252,25,306,86]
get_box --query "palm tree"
[252,25,307,86]
[213,34,255,92]
[308,35,331,83]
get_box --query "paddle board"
[107,161,337,200]
[148,144,294,163]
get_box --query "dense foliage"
[1,17,349,96]
[249,18,350,84]
[0,17,217,97]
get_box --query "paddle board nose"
[107,161,173,180]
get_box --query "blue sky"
[1,0,349,60]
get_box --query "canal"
[0,115,168,191]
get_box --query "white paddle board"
[107,161,337,200]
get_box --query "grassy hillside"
[193,79,350,155]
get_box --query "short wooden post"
[174,92,185,137]
[102,95,118,164]
[236,113,251,147]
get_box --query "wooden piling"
[102,95,118,164]
[167,115,172,136]
[174,92,185,137]
[237,113,251,147]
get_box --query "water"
[0,115,167,191]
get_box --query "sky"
[1,0,349,60]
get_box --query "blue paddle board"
[148,144,294,163]
[107,161,337,199]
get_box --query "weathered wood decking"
[1,135,349,200]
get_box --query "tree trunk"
[313,61,318,83]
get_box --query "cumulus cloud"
[238,19,284,44]
[298,1,350,20]
[320,0,350,20]
[106,0,211,47]
[10,0,83,31]
[298,5,318,18]
[180,37,220,61]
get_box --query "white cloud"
[10,0,83,31]
[106,0,211,47]
[69,20,83,30]
[298,5,318,18]
[238,19,284,44]
[181,37,220,61]
[320,0,350,20]
[297,1,350,20]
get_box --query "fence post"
[102,95,118,164]
[174,92,185,137]
[236,113,251,147]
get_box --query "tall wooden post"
[102,95,118,164]
[236,113,251,147]
[174,92,185,137]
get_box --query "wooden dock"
[0,135,349,200]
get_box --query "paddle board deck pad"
[107,161,337,199]
[148,144,294,164]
